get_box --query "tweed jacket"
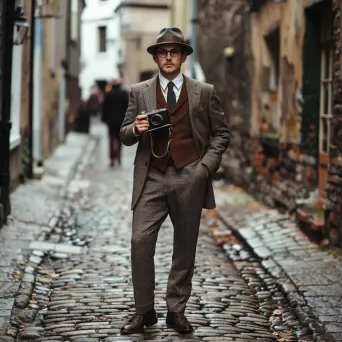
[120,75,231,210]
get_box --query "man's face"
[153,44,187,75]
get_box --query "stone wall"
[327,0,342,247]
[197,0,252,129]
[221,135,317,212]
[197,0,317,214]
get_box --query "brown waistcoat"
[150,79,199,172]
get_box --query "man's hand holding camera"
[133,114,149,136]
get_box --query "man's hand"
[134,114,149,135]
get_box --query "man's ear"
[182,54,188,63]
[153,54,158,64]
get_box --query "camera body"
[144,108,170,133]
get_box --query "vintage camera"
[144,108,170,133]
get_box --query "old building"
[21,0,85,173]
[0,0,85,227]
[115,0,171,86]
[80,0,120,98]
[65,0,86,134]
[197,0,342,246]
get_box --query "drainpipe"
[58,69,66,142]
[189,0,197,79]
[28,0,36,178]
[32,18,43,164]
[0,0,15,221]
[171,0,176,26]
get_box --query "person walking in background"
[102,78,129,166]
[120,27,230,334]
[87,84,103,117]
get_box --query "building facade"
[21,0,85,171]
[80,0,121,99]
[115,0,171,86]
[0,0,85,227]
[197,0,342,246]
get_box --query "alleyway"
[26,122,276,341]
[0,121,341,342]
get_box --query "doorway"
[302,0,333,204]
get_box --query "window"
[319,8,333,154]
[264,25,280,91]
[98,26,107,52]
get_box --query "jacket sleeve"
[201,85,230,175]
[120,86,140,146]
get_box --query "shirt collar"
[159,72,183,91]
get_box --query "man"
[120,27,230,334]
[102,79,128,166]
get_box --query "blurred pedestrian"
[120,27,230,334]
[74,99,91,133]
[87,84,103,117]
[101,78,128,166]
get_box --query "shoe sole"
[120,328,144,335]
[166,324,193,334]
[120,318,158,335]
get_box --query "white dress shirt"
[159,72,184,103]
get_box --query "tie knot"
[167,81,174,90]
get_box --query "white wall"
[10,42,23,150]
[80,0,120,98]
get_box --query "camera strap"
[150,128,171,159]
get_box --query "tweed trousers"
[131,159,207,314]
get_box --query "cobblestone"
[215,184,342,341]
[0,122,339,341]
[6,123,280,341]
[0,132,94,337]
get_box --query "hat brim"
[147,41,193,55]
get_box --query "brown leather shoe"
[166,312,193,333]
[120,309,157,334]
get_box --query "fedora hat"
[147,27,193,55]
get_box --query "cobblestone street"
[0,121,341,342]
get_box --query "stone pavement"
[214,185,342,341]
[1,122,278,342]
[0,120,338,342]
[0,131,95,338]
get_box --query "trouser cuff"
[135,300,154,314]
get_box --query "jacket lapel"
[143,75,158,112]
[185,76,200,118]
[185,75,202,155]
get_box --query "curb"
[215,209,335,342]
[0,133,99,341]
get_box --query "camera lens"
[151,114,163,126]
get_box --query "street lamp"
[13,7,29,45]
[223,47,235,61]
